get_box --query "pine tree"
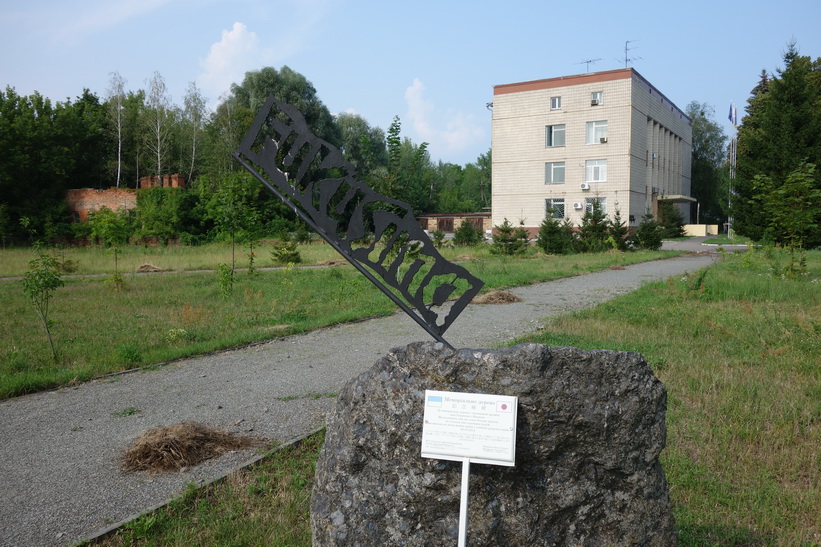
[734,44,821,244]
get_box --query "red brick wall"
[65,188,137,222]
[139,174,186,189]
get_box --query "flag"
[728,102,737,125]
[427,395,443,407]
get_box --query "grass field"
[87,248,819,546]
[1,242,678,398]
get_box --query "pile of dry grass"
[472,290,522,305]
[136,264,164,273]
[122,422,265,473]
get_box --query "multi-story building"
[491,68,693,235]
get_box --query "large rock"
[311,342,676,546]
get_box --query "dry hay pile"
[122,422,264,473]
[136,264,164,273]
[472,290,522,305]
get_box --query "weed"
[116,344,142,365]
[112,407,140,417]
[216,263,234,298]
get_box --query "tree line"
[733,43,821,251]
[0,66,491,245]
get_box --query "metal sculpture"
[233,96,484,349]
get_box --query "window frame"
[585,159,608,183]
[545,124,566,147]
[546,198,566,219]
[586,120,608,144]
[550,96,562,110]
[545,161,566,184]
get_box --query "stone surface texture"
[311,341,676,546]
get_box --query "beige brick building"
[491,68,692,234]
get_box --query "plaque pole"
[458,458,470,547]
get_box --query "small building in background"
[491,68,693,236]
[416,212,492,234]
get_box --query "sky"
[2,0,820,167]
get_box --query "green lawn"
[1,243,678,398]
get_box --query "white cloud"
[404,78,485,162]
[197,22,273,104]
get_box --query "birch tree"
[182,81,207,182]
[144,71,172,182]
[107,71,127,187]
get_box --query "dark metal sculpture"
[233,96,484,349]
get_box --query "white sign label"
[421,389,518,466]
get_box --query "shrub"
[537,211,575,255]
[491,218,529,255]
[453,220,484,246]
[271,237,302,265]
[635,213,663,250]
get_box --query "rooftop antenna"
[577,58,602,73]
[623,40,641,68]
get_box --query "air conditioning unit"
[573,202,584,210]
[600,137,608,144]
[591,99,599,106]
[652,186,660,195]
[580,182,590,190]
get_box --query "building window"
[585,197,606,214]
[550,96,561,110]
[545,124,565,147]
[591,91,603,105]
[585,159,607,182]
[546,198,565,219]
[586,120,608,144]
[545,162,566,184]
[437,218,454,232]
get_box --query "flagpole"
[727,102,737,237]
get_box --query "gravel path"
[0,249,718,546]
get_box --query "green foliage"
[657,201,686,238]
[21,242,64,361]
[607,209,629,251]
[135,187,197,244]
[734,44,821,244]
[635,212,664,250]
[271,238,302,265]
[0,87,109,240]
[536,211,575,255]
[687,102,729,224]
[491,218,529,255]
[753,162,821,276]
[578,200,609,252]
[452,220,483,246]
[88,206,132,247]
[216,263,234,298]
[430,230,446,248]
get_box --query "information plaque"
[421,389,518,466]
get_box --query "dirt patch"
[136,264,164,273]
[609,264,626,270]
[472,290,522,305]
[316,259,349,267]
[122,422,266,473]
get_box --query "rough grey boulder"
[311,342,676,546]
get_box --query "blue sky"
[1,0,819,166]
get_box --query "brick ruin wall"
[65,188,138,222]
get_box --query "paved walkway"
[0,244,721,546]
